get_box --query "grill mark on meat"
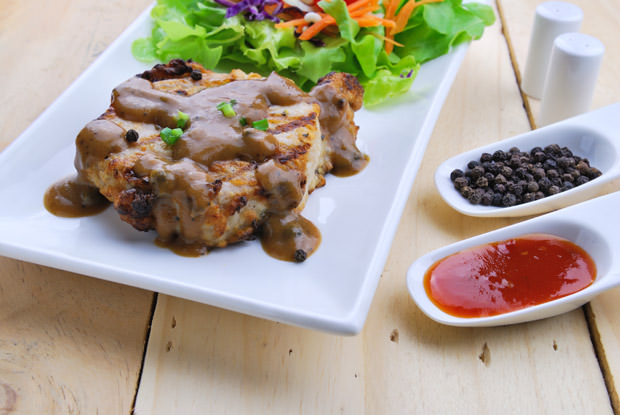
[277,143,310,164]
[269,113,317,134]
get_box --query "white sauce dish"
[407,190,620,327]
[435,102,620,217]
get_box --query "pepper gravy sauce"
[45,64,367,262]
[44,176,109,217]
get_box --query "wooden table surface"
[1,1,619,413]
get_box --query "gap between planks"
[585,304,620,414]
[496,1,617,412]
[495,0,537,130]
[130,293,159,415]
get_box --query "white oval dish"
[407,190,620,327]
[435,102,620,217]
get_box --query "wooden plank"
[0,0,151,150]
[0,1,154,413]
[499,0,620,410]
[134,2,613,413]
[0,260,153,414]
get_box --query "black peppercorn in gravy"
[44,59,368,262]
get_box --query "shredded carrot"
[347,0,375,13]
[275,0,442,52]
[274,18,307,28]
[356,17,382,27]
[350,6,380,17]
[299,16,335,40]
[377,18,396,28]
[369,31,404,46]
[384,0,444,54]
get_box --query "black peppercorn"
[586,167,602,179]
[548,185,560,195]
[568,168,580,179]
[294,249,307,262]
[492,193,503,206]
[576,160,589,173]
[538,177,552,192]
[561,173,573,183]
[500,166,512,178]
[527,181,539,193]
[468,190,482,204]
[481,192,493,206]
[576,176,589,186]
[561,181,574,191]
[509,155,521,167]
[480,152,493,162]
[558,157,575,169]
[190,69,203,80]
[522,193,535,203]
[450,169,464,181]
[533,151,546,162]
[546,169,559,179]
[487,162,500,175]
[545,144,561,154]
[493,150,507,161]
[125,129,139,143]
[475,176,489,188]
[501,193,517,207]
[512,183,524,196]
[453,177,468,190]
[543,159,558,170]
[470,165,485,179]
[533,167,546,180]
[514,167,527,179]
[494,174,507,185]
[460,186,473,198]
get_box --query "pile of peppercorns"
[450,144,602,207]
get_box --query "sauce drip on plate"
[44,176,109,217]
[424,233,596,318]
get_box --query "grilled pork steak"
[73,59,366,259]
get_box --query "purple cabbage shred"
[214,0,284,22]
[399,69,414,78]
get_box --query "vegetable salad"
[132,0,494,106]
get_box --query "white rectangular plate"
[0,6,468,335]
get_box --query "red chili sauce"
[424,233,596,318]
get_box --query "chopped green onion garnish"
[230,99,237,105]
[252,119,269,131]
[239,117,248,126]
[176,110,189,128]
[160,127,183,145]
[216,101,236,118]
